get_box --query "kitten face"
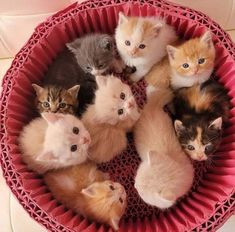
[94,75,140,125]
[174,117,222,161]
[67,34,115,75]
[167,31,215,78]
[40,113,91,164]
[115,13,163,59]
[81,180,127,230]
[32,84,80,114]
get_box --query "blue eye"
[118,109,124,115]
[43,102,50,108]
[139,44,146,49]
[182,63,189,69]
[198,58,205,64]
[187,145,195,150]
[125,40,131,46]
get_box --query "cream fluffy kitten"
[19,113,91,174]
[44,162,127,230]
[115,12,178,82]
[167,31,215,90]
[82,75,140,163]
[134,89,194,209]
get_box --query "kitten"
[167,31,216,90]
[32,84,80,114]
[173,79,230,161]
[82,75,140,163]
[44,162,127,230]
[66,33,126,75]
[134,89,194,209]
[115,12,178,82]
[19,113,91,174]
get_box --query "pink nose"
[127,100,135,109]
[81,137,90,145]
[198,155,205,160]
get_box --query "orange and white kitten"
[19,113,90,174]
[44,162,127,230]
[82,75,140,163]
[115,12,178,82]
[167,31,215,90]
[134,89,194,209]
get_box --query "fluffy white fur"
[19,113,91,174]
[82,75,140,163]
[115,13,178,82]
[134,89,194,209]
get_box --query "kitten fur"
[134,89,194,208]
[44,162,127,230]
[173,79,230,161]
[19,113,91,174]
[32,84,80,114]
[167,31,216,90]
[115,12,178,82]
[82,75,140,163]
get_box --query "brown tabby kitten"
[173,79,230,161]
[32,84,80,114]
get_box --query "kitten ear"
[68,85,80,98]
[153,22,163,36]
[118,12,128,25]
[166,45,178,60]
[42,112,64,124]
[174,120,185,134]
[109,217,120,231]
[100,36,113,51]
[81,184,97,198]
[96,75,108,88]
[32,84,43,96]
[66,39,81,54]
[200,31,213,48]
[36,151,55,162]
[209,117,222,130]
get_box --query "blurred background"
[0,1,234,231]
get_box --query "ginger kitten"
[115,12,178,82]
[173,79,230,161]
[82,75,140,163]
[32,84,80,114]
[44,162,127,230]
[167,31,215,90]
[134,89,194,208]
[19,113,90,174]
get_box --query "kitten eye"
[109,185,115,191]
[86,66,92,72]
[98,64,104,69]
[59,102,66,108]
[43,102,50,108]
[139,44,146,49]
[198,58,205,64]
[118,109,124,115]
[119,197,124,203]
[187,145,195,151]
[71,145,77,152]
[120,92,125,100]
[125,40,131,46]
[73,127,79,134]
[182,63,189,69]
[205,144,214,154]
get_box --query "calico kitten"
[44,162,127,230]
[134,89,194,208]
[82,75,140,163]
[173,79,230,161]
[115,12,178,82]
[167,31,215,90]
[19,113,91,174]
[66,33,126,75]
[32,84,80,114]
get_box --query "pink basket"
[1,0,235,231]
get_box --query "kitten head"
[38,113,91,164]
[81,180,127,230]
[93,75,140,125]
[174,117,222,161]
[167,31,215,79]
[115,12,176,60]
[67,34,115,75]
[32,84,80,114]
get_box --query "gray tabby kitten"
[66,33,126,75]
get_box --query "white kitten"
[19,113,91,174]
[115,12,178,82]
[134,89,194,209]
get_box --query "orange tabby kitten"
[44,162,127,230]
